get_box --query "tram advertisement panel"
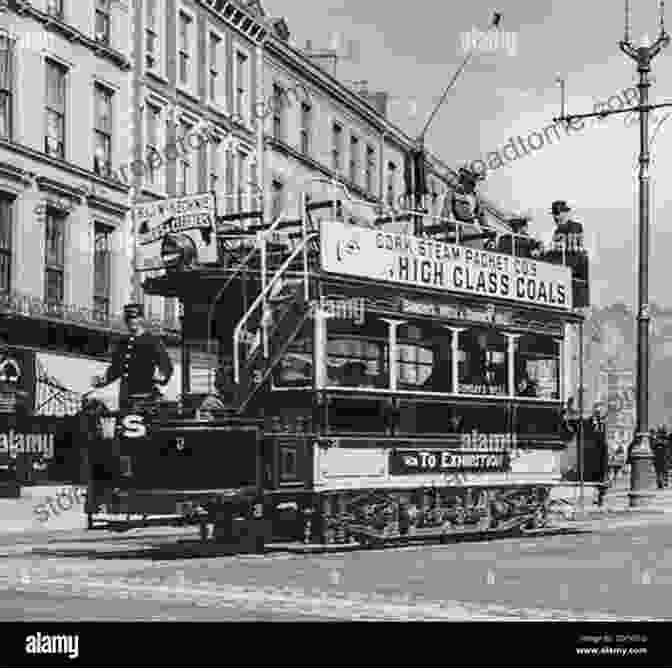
[390,447,509,475]
[320,221,572,310]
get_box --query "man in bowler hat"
[92,303,173,411]
[550,201,584,253]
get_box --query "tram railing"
[233,232,318,387]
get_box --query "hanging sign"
[321,221,572,309]
[133,193,217,271]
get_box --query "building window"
[93,83,113,177]
[45,59,67,159]
[331,122,342,172]
[386,161,396,207]
[365,145,375,194]
[457,328,508,396]
[0,35,13,140]
[93,222,112,320]
[178,10,192,87]
[234,50,248,122]
[145,0,159,71]
[349,134,359,184]
[0,196,12,293]
[272,83,284,141]
[209,140,220,194]
[164,298,176,328]
[271,179,283,220]
[300,102,311,155]
[44,210,65,305]
[208,32,221,102]
[177,120,193,196]
[46,0,63,19]
[516,334,560,400]
[236,150,247,210]
[145,102,162,188]
[95,0,111,45]
[249,160,260,209]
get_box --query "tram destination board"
[390,449,509,475]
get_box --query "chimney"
[306,39,312,51]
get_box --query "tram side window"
[326,318,389,388]
[515,334,560,400]
[274,336,313,387]
[397,323,451,392]
[458,327,507,396]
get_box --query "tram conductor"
[92,303,173,410]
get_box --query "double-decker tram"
[85,179,588,548]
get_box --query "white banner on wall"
[36,352,181,414]
[320,221,573,310]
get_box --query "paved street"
[1,514,672,622]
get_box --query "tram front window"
[515,334,560,400]
[458,327,507,396]
[274,336,313,387]
[326,319,389,388]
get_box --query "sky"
[262,0,672,309]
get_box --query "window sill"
[140,185,168,200]
[177,84,201,105]
[146,69,169,86]
[206,100,228,117]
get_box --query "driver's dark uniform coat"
[104,331,173,407]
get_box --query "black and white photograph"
[0,0,669,665]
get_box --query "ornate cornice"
[10,0,131,71]
[0,139,130,195]
[0,161,35,186]
[265,136,378,204]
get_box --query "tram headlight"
[161,233,197,271]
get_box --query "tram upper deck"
[141,182,588,422]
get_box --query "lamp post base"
[629,431,655,508]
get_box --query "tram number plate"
[390,449,508,475]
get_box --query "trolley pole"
[553,1,672,508]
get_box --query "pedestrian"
[653,427,667,489]
[92,303,173,412]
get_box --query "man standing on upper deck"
[550,200,584,253]
[450,168,488,229]
[92,303,173,411]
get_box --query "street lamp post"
[620,2,669,507]
[553,0,672,508]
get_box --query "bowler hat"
[551,200,571,215]
[123,303,144,320]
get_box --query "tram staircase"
[215,194,327,414]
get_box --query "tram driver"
[92,303,174,411]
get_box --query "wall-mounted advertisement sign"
[0,348,36,414]
[133,193,217,272]
[321,221,572,310]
